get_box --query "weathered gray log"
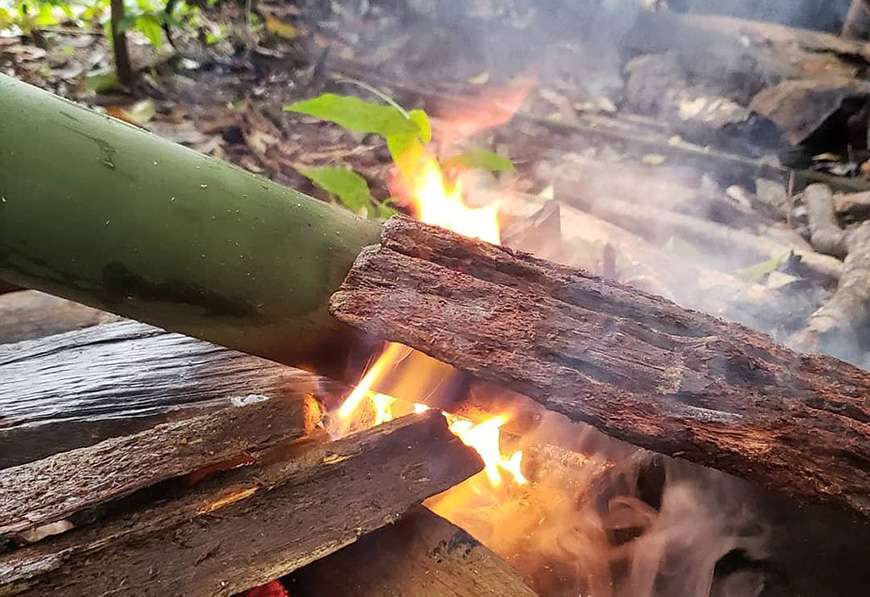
[0,412,483,596]
[289,506,537,597]
[797,184,870,363]
[330,217,870,518]
[0,320,341,469]
[0,396,314,544]
[556,186,841,281]
[0,290,117,345]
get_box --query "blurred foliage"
[0,0,210,50]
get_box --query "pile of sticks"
[0,292,535,597]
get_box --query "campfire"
[2,3,870,597]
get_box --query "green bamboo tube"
[0,75,381,376]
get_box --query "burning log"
[0,412,483,596]
[0,320,340,469]
[289,506,537,597]
[0,290,118,345]
[0,396,314,544]
[329,217,870,519]
[0,75,380,380]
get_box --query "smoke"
[427,411,769,597]
[314,2,866,595]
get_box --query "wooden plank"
[0,412,483,596]
[329,217,870,518]
[0,396,314,543]
[0,290,117,345]
[0,320,342,469]
[289,506,537,597]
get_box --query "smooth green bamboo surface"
[0,75,381,376]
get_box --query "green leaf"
[0,7,13,29]
[300,166,373,213]
[35,3,58,26]
[135,14,163,49]
[408,109,431,144]
[444,148,515,173]
[284,93,419,140]
[85,69,123,94]
[736,251,792,283]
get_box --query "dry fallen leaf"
[265,14,299,40]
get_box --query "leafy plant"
[299,165,394,219]
[283,91,512,219]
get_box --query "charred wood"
[0,321,341,469]
[0,412,483,596]
[0,396,315,545]
[289,506,537,597]
[330,217,870,519]
[0,290,118,345]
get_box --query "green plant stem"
[110,0,134,86]
[0,75,382,378]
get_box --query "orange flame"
[335,83,529,488]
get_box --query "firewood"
[0,396,315,544]
[330,217,870,519]
[797,187,870,361]
[558,187,842,282]
[289,506,537,597]
[0,412,483,596]
[0,320,342,469]
[0,290,118,345]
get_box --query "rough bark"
[0,412,483,596]
[0,320,342,469]
[0,290,117,345]
[0,396,314,544]
[330,217,870,518]
[289,506,537,597]
[0,75,381,381]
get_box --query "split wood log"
[0,290,118,345]
[0,320,341,469]
[0,412,483,596]
[289,506,537,597]
[0,396,315,544]
[329,217,870,519]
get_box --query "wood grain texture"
[0,412,483,597]
[330,217,870,518]
[0,320,342,468]
[289,506,537,597]
[0,396,313,543]
[0,291,113,345]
